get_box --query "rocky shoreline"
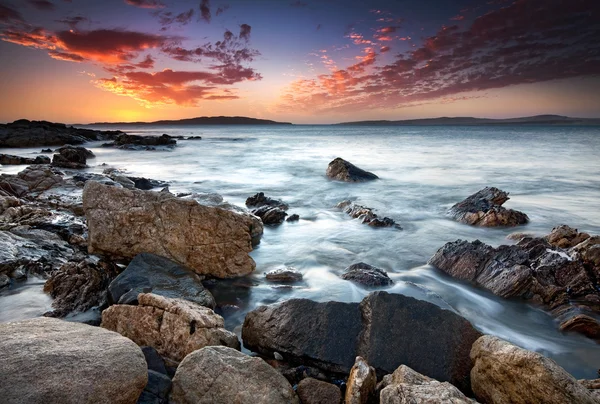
[1,120,599,403]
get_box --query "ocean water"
[2,125,600,377]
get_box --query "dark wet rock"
[0,165,63,197]
[448,186,529,227]
[138,370,172,404]
[265,267,303,282]
[242,291,481,394]
[186,136,202,140]
[142,346,168,376]
[297,377,342,404]
[429,231,600,341]
[129,176,169,190]
[341,262,393,287]
[246,192,289,210]
[287,214,300,222]
[326,158,378,182]
[337,200,401,229]
[108,252,215,308]
[0,119,122,148]
[43,259,120,317]
[0,273,9,288]
[52,146,91,169]
[72,173,118,187]
[113,133,177,147]
[0,153,51,165]
[252,205,288,225]
[41,148,53,153]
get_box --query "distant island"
[84,116,292,126]
[336,115,600,126]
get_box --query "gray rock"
[0,153,51,165]
[246,192,289,210]
[0,273,10,287]
[326,158,378,182]
[265,267,303,283]
[336,200,400,229]
[0,165,63,197]
[141,346,168,375]
[341,262,393,287]
[252,205,288,225]
[52,146,90,169]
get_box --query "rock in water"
[341,262,393,287]
[108,252,215,308]
[170,346,299,404]
[448,186,529,227]
[83,181,262,278]
[326,158,379,182]
[265,267,303,282]
[470,335,597,404]
[337,200,400,228]
[51,146,91,169]
[345,356,377,404]
[252,205,288,225]
[0,153,51,165]
[297,378,341,404]
[245,192,289,210]
[242,291,481,393]
[0,165,63,197]
[0,317,147,404]
[101,293,239,363]
[379,365,475,404]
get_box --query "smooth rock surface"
[297,378,342,404]
[326,158,378,182]
[448,187,529,227]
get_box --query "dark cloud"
[124,0,164,9]
[216,5,229,16]
[239,24,251,41]
[0,4,23,23]
[27,0,55,11]
[136,54,155,68]
[156,8,194,28]
[55,16,88,29]
[199,0,210,23]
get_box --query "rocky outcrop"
[297,378,342,404]
[101,293,239,363]
[252,205,288,225]
[337,200,401,228]
[341,262,393,287]
[265,267,303,282]
[448,187,529,227]
[326,158,378,182]
[52,146,92,169]
[242,291,481,393]
[0,165,63,197]
[345,356,377,404]
[0,317,147,404]
[470,335,597,404]
[379,365,476,404]
[246,192,289,210]
[83,181,262,278]
[108,253,215,308]
[103,133,177,150]
[428,228,600,341]
[0,153,50,165]
[0,119,121,148]
[170,346,298,404]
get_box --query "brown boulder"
[297,378,342,404]
[345,356,377,404]
[448,187,528,227]
[326,158,378,182]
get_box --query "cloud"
[0,4,23,23]
[55,16,89,29]
[199,0,210,23]
[136,54,155,68]
[215,5,229,16]
[239,24,251,41]
[124,0,164,9]
[156,8,194,28]
[27,0,55,11]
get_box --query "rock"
[265,267,303,282]
[252,205,288,225]
[326,158,378,182]
[506,231,535,241]
[470,335,597,404]
[170,345,298,404]
[287,214,300,222]
[297,378,342,404]
[345,356,377,404]
[43,259,120,317]
[139,370,171,404]
[52,146,90,169]
[337,200,401,229]
[101,293,239,362]
[0,273,9,287]
[0,317,147,404]
[128,176,168,190]
[242,291,481,393]
[0,165,63,197]
[379,365,475,404]
[141,346,168,375]
[111,133,177,147]
[448,187,529,227]
[187,136,202,140]
[341,262,393,287]
[83,181,262,278]
[0,153,51,165]
[246,192,289,210]
[108,252,215,308]
[546,224,590,248]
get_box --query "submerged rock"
[83,181,262,278]
[287,214,300,222]
[0,153,50,165]
[448,186,529,227]
[326,157,378,182]
[0,317,147,404]
[246,192,289,210]
[101,293,239,363]
[108,252,215,308]
[341,262,393,287]
[337,200,401,229]
[470,335,597,404]
[170,346,298,404]
[52,146,91,169]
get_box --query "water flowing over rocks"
[170,345,299,404]
[337,200,401,228]
[428,225,600,340]
[0,317,147,404]
[345,356,377,404]
[0,153,50,165]
[101,293,239,363]
[265,266,303,283]
[470,335,598,404]
[297,377,342,404]
[448,187,529,227]
[83,181,262,278]
[326,157,379,182]
[242,291,481,393]
[341,262,394,287]
[107,252,215,308]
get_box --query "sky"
[0,0,598,124]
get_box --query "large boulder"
[101,293,239,363]
[83,181,262,278]
[242,291,481,393]
[470,335,597,404]
[170,346,298,404]
[0,153,51,165]
[380,365,476,404]
[0,317,147,404]
[448,187,528,227]
[107,253,215,308]
[326,158,378,182]
[0,165,63,197]
[337,200,400,228]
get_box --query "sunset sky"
[0,0,598,124]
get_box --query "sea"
[1,124,600,377]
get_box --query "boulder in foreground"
[170,345,298,404]
[0,317,147,404]
[326,158,378,182]
[449,187,528,227]
[83,181,262,278]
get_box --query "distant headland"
[336,115,600,126]
[83,116,292,126]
